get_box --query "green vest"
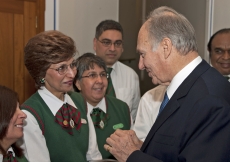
[69,92,131,159]
[16,155,28,162]
[21,92,89,162]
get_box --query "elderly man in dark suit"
[104,6,230,162]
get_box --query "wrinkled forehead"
[137,24,152,51]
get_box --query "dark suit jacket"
[128,60,230,162]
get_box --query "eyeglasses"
[49,61,77,75]
[97,39,123,48]
[81,72,109,80]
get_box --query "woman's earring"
[40,78,45,84]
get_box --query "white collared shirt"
[223,74,230,82]
[110,61,140,121]
[133,56,202,142]
[86,99,107,160]
[0,148,14,161]
[133,85,167,141]
[20,87,101,162]
[167,56,202,99]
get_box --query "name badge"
[113,123,124,130]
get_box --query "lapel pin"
[70,119,75,128]
[99,120,104,129]
[63,120,68,126]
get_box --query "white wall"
[204,0,230,61]
[45,0,119,56]
[45,0,54,31]
[212,0,230,33]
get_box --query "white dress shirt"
[167,56,202,99]
[227,75,230,82]
[133,85,167,141]
[223,74,230,82]
[86,99,107,161]
[20,87,100,162]
[0,148,14,161]
[111,61,141,121]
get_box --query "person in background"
[133,84,167,141]
[73,52,131,161]
[20,30,89,162]
[93,20,140,121]
[0,85,27,162]
[207,28,230,81]
[104,6,230,162]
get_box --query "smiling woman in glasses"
[19,30,89,162]
[72,53,131,161]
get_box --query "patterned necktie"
[158,92,169,115]
[55,103,82,135]
[90,107,109,129]
[106,68,116,97]
[3,151,18,162]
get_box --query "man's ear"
[161,38,172,59]
[75,80,82,91]
[93,38,97,51]
[207,47,212,56]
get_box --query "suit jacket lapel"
[141,60,210,151]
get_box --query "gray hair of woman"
[24,30,77,89]
[73,53,107,92]
[146,6,198,55]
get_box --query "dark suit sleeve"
[127,150,162,162]
[177,96,230,161]
[128,95,230,162]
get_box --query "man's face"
[210,33,230,75]
[137,24,168,85]
[93,30,123,67]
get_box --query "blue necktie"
[158,92,169,115]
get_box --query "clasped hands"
[104,129,143,162]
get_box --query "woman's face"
[76,64,108,106]
[45,57,77,98]
[5,102,27,144]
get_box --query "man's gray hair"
[146,6,198,55]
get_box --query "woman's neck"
[0,140,10,154]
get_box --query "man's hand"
[104,129,143,162]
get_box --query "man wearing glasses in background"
[93,20,140,122]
